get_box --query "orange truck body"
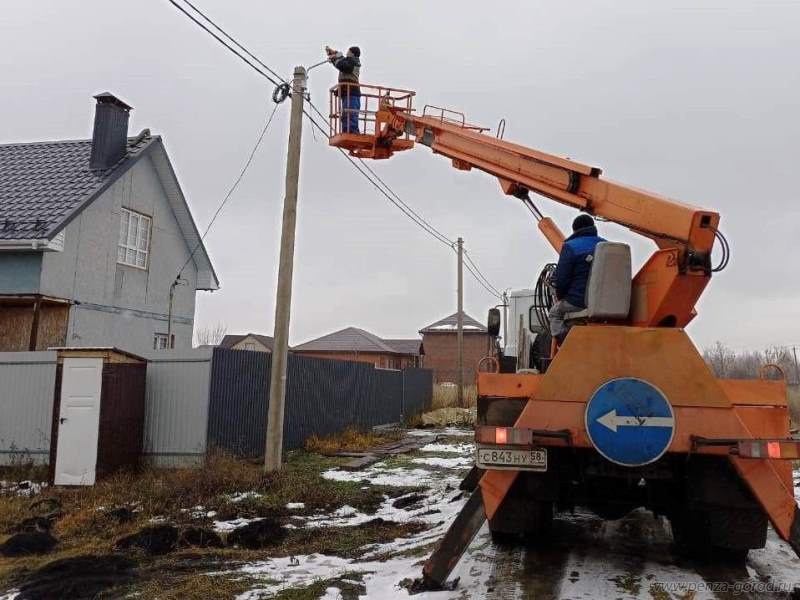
[326,83,799,585]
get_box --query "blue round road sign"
[585,377,675,467]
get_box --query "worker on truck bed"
[549,214,606,343]
[326,45,361,134]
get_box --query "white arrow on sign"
[596,409,674,433]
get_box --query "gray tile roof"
[383,339,424,356]
[293,327,402,354]
[220,333,276,351]
[419,311,487,334]
[0,133,154,240]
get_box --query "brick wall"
[421,332,490,384]
[293,350,418,370]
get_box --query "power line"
[166,1,503,299]
[176,101,281,279]
[178,0,287,84]
[304,101,455,247]
[303,105,502,299]
[302,107,454,249]
[463,250,502,297]
[164,0,282,86]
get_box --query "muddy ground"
[3,428,800,599]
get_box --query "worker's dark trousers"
[342,93,360,133]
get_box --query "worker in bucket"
[549,214,606,343]
[326,45,361,134]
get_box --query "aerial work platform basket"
[327,83,416,159]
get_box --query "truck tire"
[489,499,553,544]
[671,508,765,563]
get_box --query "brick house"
[419,311,489,385]
[293,327,423,369]
[219,333,275,353]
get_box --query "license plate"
[476,445,547,471]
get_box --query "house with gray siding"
[0,93,218,355]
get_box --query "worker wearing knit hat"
[548,214,606,344]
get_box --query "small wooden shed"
[48,347,147,485]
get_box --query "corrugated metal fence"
[1,348,433,466]
[207,348,433,457]
[142,349,213,467]
[0,351,57,465]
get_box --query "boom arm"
[328,87,723,327]
[381,108,719,259]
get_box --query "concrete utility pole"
[457,237,464,408]
[265,66,306,472]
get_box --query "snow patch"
[407,427,473,438]
[419,443,474,454]
[228,491,262,503]
[322,467,435,488]
[411,456,473,469]
[214,517,263,533]
[286,502,305,510]
[0,480,47,497]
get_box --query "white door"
[54,357,103,485]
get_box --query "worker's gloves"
[325,46,341,62]
[325,47,343,62]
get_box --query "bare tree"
[703,342,797,383]
[194,322,228,347]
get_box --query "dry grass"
[304,426,402,455]
[431,383,477,409]
[0,449,424,595]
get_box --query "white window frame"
[118,208,151,269]
[244,342,256,351]
[154,333,174,350]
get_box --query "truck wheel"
[489,500,553,545]
[671,510,713,559]
[671,508,762,564]
[522,500,554,545]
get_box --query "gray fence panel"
[208,349,381,456]
[142,349,212,467]
[402,367,434,417]
[207,348,270,457]
[0,351,57,465]
[284,354,376,449]
[367,369,403,427]
[207,350,434,457]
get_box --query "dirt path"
[208,429,800,599]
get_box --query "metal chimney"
[89,92,132,171]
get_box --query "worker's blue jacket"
[553,225,605,308]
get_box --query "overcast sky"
[2,0,799,350]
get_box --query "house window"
[244,342,256,351]
[118,208,151,269]
[154,333,174,350]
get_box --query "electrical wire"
[176,101,281,280]
[304,101,504,298]
[178,0,287,84]
[302,109,453,247]
[303,108,503,298]
[164,0,282,86]
[165,4,504,298]
[305,101,455,246]
[463,250,502,297]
